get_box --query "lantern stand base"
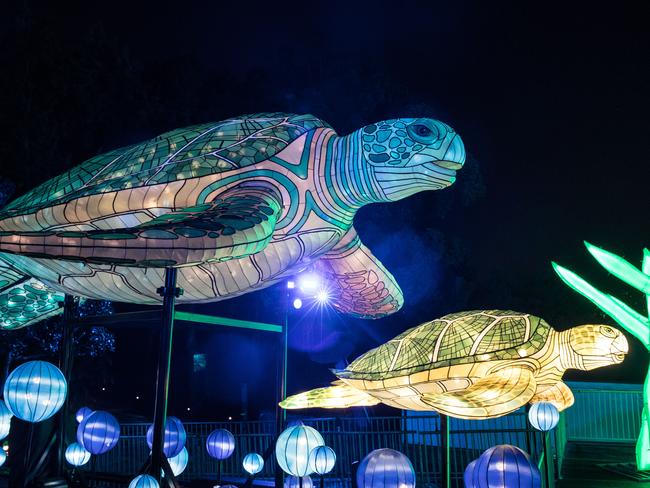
[150,267,183,486]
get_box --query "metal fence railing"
[80,382,647,487]
[564,382,642,443]
[85,411,548,488]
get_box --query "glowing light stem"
[553,245,650,471]
[640,249,650,470]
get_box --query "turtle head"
[358,118,465,202]
[564,324,628,370]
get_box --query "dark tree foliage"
[0,299,115,379]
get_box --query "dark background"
[0,1,648,421]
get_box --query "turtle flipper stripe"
[0,186,281,268]
[280,385,380,410]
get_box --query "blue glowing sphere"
[473,445,541,488]
[464,459,477,487]
[357,448,415,488]
[146,416,186,458]
[0,449,5,467]
[0,402,12,440]
[77,410,120,454]
[276,423,324,476]
[65,442,91,467]
[528,402,560,432]
[206,428,235,460]
[3,361,67,422]
[284,476,313,488]
[128,474,159,488]
[75,406,93,423]
[242,452,264,475]
[167,446,189,476]
[308,445,336,475]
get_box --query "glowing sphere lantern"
[308,446,336,475]
[206,428,235,459]
[285,476,313,488]
[3,361,67,422]
[473,445,541,488]
[0,449,5,467]
[243,452,264,475]
[146,416,186,458]
[464,459,478,487]
[356,448,415,488]
[128,474,159,488]
[528,402,560,432]
[77,410,120,454]
[75,406,93,423]
[65,442,91,467]
[0,403,12,440]
[166,446,189,476]
[275,423,324,476]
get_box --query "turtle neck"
[322,129,385,210]
[557,329,583,370]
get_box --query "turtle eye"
[601,326,616,338]
[407,122,439,144]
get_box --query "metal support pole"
[542,432,552,487]
[151,268,182,484]
[275,289,290,488]
[57,294,77,476]
[440,414,450,488]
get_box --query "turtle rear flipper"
[530,381,574,411]
[0,256,64,329]
[315,227,403,318]
[0,185,281,268]
[280,384,381,410]
[421,366,537,419]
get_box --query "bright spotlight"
[293,298,303,309]
[315,290,329,304]
[298,273,320,292]
[287,280,295,289]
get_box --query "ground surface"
[559,442,649,487]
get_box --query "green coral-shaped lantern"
[553,242,650,470]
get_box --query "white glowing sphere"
[528,402,560,432]
[243,452,264,475]
[308,445,336,475]
[65,442,91,467]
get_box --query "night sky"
[0,2,648,421]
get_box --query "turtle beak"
[437,135,466,170]
[611,333,629,362]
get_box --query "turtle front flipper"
[0,185,281,268]
[421,366,537,419]
[280,383,381,410]
[530,381,574,411]
[315,227,403,318]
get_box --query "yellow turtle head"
[567,324,628,370]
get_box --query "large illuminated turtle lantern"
[281,310,628,419]
[0,113,465,327]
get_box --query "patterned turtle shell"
[341,310,551,380]
[1,113,329,218]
